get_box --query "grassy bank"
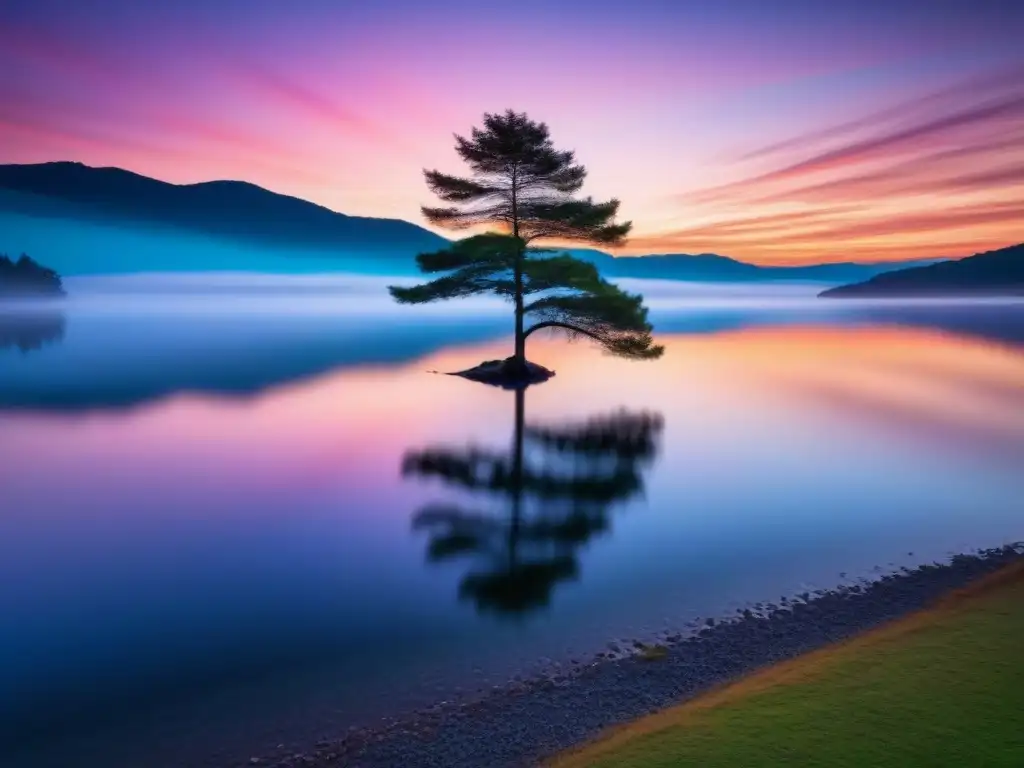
[550,562,1024,768]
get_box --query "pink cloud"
[740,63,1024,163]
[236,67,402,149]
[688,95,1024,204]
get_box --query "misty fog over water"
[2,274,1023,768]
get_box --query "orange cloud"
[633,207,866,243]
[768,201,1024,245]
[625,201,1023,262]
[747,135,1024,205]
[633,64,1024,264]
[689,95,1024,204]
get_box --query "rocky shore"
[244,544,1023,768]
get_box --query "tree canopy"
[391,234,662,359]
[420,110,631,246]
[0,254,64,297]
[389,110,663,366]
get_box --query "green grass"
[551,564,1024,768]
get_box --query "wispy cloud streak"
[237,67,404,150]
[739,64,1024,163]
[690,96,1024,203]
[656,62,1024,262]
[2,1,1023,263]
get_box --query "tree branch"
[523,320,605,342]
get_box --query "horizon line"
[0,158,1012,268]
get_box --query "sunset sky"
[2,0,1023,264]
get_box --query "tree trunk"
[513,239,525,372]
[510,164,526,374]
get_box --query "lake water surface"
[2,277,1023,767]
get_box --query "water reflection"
[2,317,1023,768]
[0,310,65,353]
[1,301,1022,412]
[403,387,664,617]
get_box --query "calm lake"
[2,275,1024,768]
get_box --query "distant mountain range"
[0,161,941,282]
[565,249,938,284]
[821,243,1024,298]
[0,161,446,257]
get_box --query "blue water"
[2,276,1023,768]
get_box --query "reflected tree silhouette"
[402,387,664,617]
[0,311,66,353]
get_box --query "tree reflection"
[0,311,66,353]
[402,388,664,617]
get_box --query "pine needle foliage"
[389,110,663,365]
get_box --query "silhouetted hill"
[0,254,65,297]
[0,162,448,257]
[0,162,939,281]
[568,249,939,284]
[820,243,1024,298]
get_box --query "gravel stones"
[245,545,1023,768]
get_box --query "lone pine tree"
[389,110,663,380]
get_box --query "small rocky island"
[0,254,65,297]
[451,357,556,389]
